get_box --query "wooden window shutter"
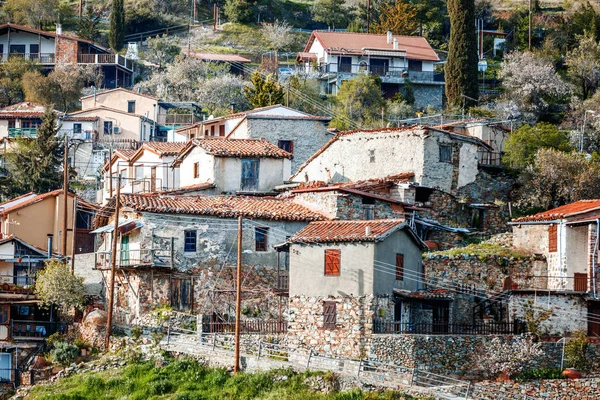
[548,225,557,253]
[323,301,337,329]
[395,254,404,281]
[324,249,340,276]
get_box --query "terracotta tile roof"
[177,138,292,162]
[102,149,138,171]
[61,116,99,122]
[98,193,327,223]
[156,182,216,195]
[513,200,600,222]
[288,219,406,243]
[305,31,439,61]
[0,190,97,216]
[184,51,251,63]
[0,102,52,118]
[141,142,186,156]
[69,105,145,119]
[80,87,159,101]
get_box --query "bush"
[514,367,566,381]
[51,341,80,366]
[130,325,143,340]
[565,330,589,370]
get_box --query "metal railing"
[319,64,444,83]
[511,275,590,292]
[8,128,37,138]
[373,320,527,335]
[10,320,67,339]
[205,320,287,334]
[95,248,173,269]
[77,54,134,71]
[0,53,55,63]
[478,150,503,167]
[157,114,201,125]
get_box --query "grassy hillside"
[25,357,430,400]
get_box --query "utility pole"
[61,135,69,258]
[366,0,371,33]
[104,174,121,350]
[108,147,113,199]
[234,215,242,373]
[79,0,83,19]
[213,3,217,31]
[528,0,532,51]
[70,197,77,275]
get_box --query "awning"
[90,220,144,234]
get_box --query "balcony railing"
[95,248,173,269]
[373,320,526,335]
[8,128,37,138]
[478,149,503,167]
[204,320,288,334]
[10,320,68,340]
[0,53,55,63]
[320,64,444,83]
[510,275,589,292]
[157,114,202,126]
[77,54,134,71]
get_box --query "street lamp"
[581,110,596,152]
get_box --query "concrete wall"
[71,108,152,141]
[81,90,158,117]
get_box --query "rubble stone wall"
[473,378,600,400]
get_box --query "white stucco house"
[173,138,292,195]
[290,126,491,195]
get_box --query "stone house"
[99,142,185,203]
[286,219,427,357]
[0,23,134,88]
[173,138,292,194]
[290,126,491,196]
[300,31,444,108]
[92,193,326,323]
[175,105,332,173]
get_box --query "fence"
[205,320,287,334]
[373,320,526,335]
[477,150,503,167]
[511,274,589,292]
[163,330,541,400]
[10,320,67,340]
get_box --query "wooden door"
[589,302,600,337]
[171,278,192,312]
[574,273,588,292]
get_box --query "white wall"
[0,32,55,55]
[215,157,289,193]
[179,147,215,188]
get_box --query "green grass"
[424,243,532,259]
[26,358,428,400]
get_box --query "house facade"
[301,31,444,108]
[175,105,332,173]
[174,138,292,194]
[0,102,50,140]
[66,106,155,142]
[92,193,326,323]
[286,219,426,357]
[0,23,134,88]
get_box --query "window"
[339,56,352,73]
[241,158,259,191]
[73,123,82,134]
[184,230,197,252]
[135,166,144,180]
[549,224,557,253]
[278,140,294,155]
[193,162,199,179]
[8,120,14,129]
[255,227,268,251]
[219,125,225,136]
[408,59,422,71]
[127,101,136,113]
[369,149,375,163]
[439,145,452,163]
[324,249,340,276]
[9,45,25,54]
[210,125,215,136]
[104,121,113,135]
[29,44,39,61]
[363,205,374,220]
[395,254,404,281]
[323,301,337,329]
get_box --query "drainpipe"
[47,235,53,259]
[593,219,600,298]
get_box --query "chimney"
[365,226,372,236]
[56,24,62,35]
[393,38,398,50]
[386,30,393,44]
[47,235,53,259]
[230,102,236,114]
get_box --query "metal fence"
[373,320,526,335]
[205,320,288,334]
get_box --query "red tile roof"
[80,87,159,101]
[140,142,187,156]
[177,138,292,162]
[99,193,327,223]
[0,102,52,118]
[62,116,99,122]
[102,150,138,171]
[289,219,406,243]
[513,200,600,222]
[0,190,97,216]
[305,31,439,61]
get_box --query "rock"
[84,309,108,327]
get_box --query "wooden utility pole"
[234,216,242,373]
[70,198,77,275]
[528,0,532,51]
[213,4,217,31]
[104,175,121,350]
[79,0,83,19]
[108,147,113,199]
[61,135,69,258]
[367,0,371,33]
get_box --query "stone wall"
[412,84,443,110]
[423,252,546,294]
[474,378,600,400]
[55,36,78,64]
[287,295,375,358]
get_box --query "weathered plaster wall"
[374,229,424,293]
[73,252,104,297]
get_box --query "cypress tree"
[445,0,479,109]
[108,0,126,52]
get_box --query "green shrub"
[514,367,566,381]
[130,325,143,340]
[151,330,164,346]
[73,337,91,350]
[565,330,589,370]
[51,341,80,366]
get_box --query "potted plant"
[2,283,9,291]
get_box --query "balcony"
[510,274,589,292]
[157,114,202,126]
[373,319,526,335]
[95,248,173,270]
[7,320,68,341]
[0,53,55,64]
[320,64,445,84]
[8,128,37,138]
[77,53,134,71]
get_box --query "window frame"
[184,230,197,253]
[73,123,82,134]
[278,140,294,155]
[255,227,269,252]
[324,249,341,276]
[395,253,404,281]
[127,100,136,114]
[439,144,452,163]
[104,121,113,135]
[369,149,375,163]
[548,224,557,253]
[323,301,337,329]
[193,162,199,179]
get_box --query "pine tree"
[78,7,101,43]
[3,108,64,197]
[445,0,479,109]
[243,72,284,108]
[108,0,125,52]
